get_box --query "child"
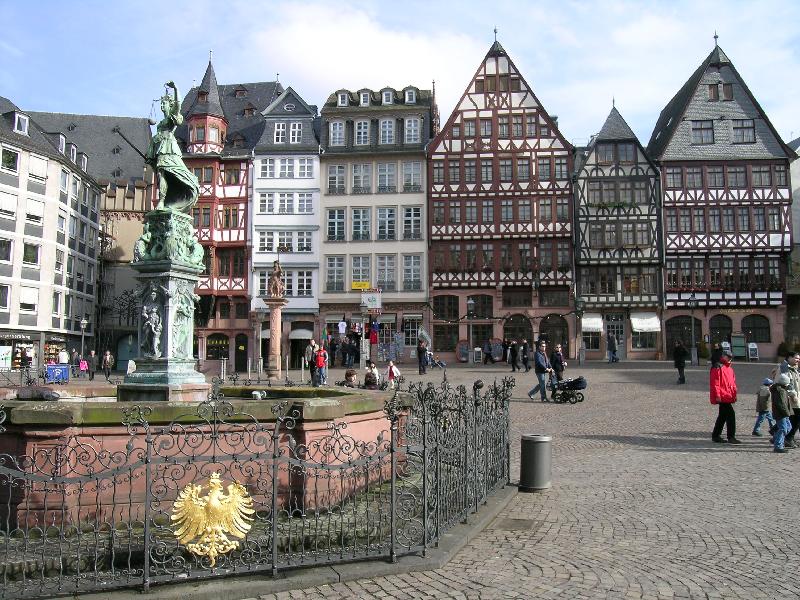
[771,373,792,453]
[386,360,401,389]
[752,378,775,436]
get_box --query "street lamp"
[575,297,585,365]
[688,293,698,366]
[466,297,476,363]
[80,317,89,358]
[359,298,369,370]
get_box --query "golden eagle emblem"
[171,472,255,566]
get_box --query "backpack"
[315,350,327,368]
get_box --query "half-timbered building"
[178,61,282,372]
[428,41,574,361]
[574,107,663,360]
[646,44,795,358]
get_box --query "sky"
[2,0,799,147]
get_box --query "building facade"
[178,61,282,373]
[647,45,795,359]
[574,107,663,360]
[428,41,575,361]
[0,98,103,369]
[251,87,320,369]
[29,111,154,369]
[787,136,800,345]
[319,85,435,362]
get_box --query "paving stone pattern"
[256,361,800,599]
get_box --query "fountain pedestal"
[264,297,288,380]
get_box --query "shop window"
[582,331,600,350]
[206,333,229,360]
[631,331,657,350]
[433,324,459,352]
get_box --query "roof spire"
[209,49,213,62]
[612,96,615,108]
[494,26,498,42]
[713,31,718,46]
[188,59,225,120]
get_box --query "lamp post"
[575,298,585,365]
[359,298,369,370]
[466,296,475,363]
[688,293,698,366]
[80,317,89,358]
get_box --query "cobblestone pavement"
[254,360,800,599]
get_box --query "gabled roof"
[486,40,506,57]
[788,136,800,152]
[187,61,225,119]
[646,45,796,160]
[261,86,316,118]
[596,106,637,141]
[29,110,151,184]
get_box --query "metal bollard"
[518,434,552,492]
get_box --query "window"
[433,295,459,321]
[481,243,494,268]
[352,208,370,240]
[752,166,771,187]
[379,119,395,144]
[360,91,370,106]
[399,161,421,192]
[23,242,39,266]
[449,201,461,224]
[707,166,724,188]
[737,207,750,231]
[296,231,312,252]
[686,167,703,189]
[0,239,10,262]
[225,168,240,184]
[352,255,371,287]
[376,255,396,289]
[460,159,476,183]
[298,158,313,178]
[202,207,211,227]
[432,202,444,225]
[328,165,345,193]
[554,157,568,179]
[498,116,509,138]
[382,90,393,105]
[525,115,536,136]
[768,207,781,231]
[402,206,422,240]
[519,199,531,222]
[722,83,733,101]
[499,159,512,181]
[597,144,614,163]
[691,120,714,144]
[556,198,569,222]
[501,200,513,222]
[465,200,478,223]
[482,201,494,223]
[464,119,476,137]
[448,160,461,184]
[665,167,683,189]
[693,208,706,233]
[480,119,492,137]
[274,122,286,143]
[355,120,369,145]
[68,215,77,237]
[480,160,493,183]
[258,231,273,252]
[432,161,444,184]
[540,125,550,137]
[326,256,344,291]
[289,122,302,144]
[337,93,348,107]
[194,126,205,142]
[329,121,344,145]
[405,118,420,143]
[512,115,523,137]
[732,119,755,144]
[775,165,788,186]
[709,208,721,232]
[1,147,19,172]
[219,300,231,319]
[293,193,311,214]
[25,199,44,224]
[69,146,76,163]
[19,287,37,313]
[377,207,396,240]
[539,241,553,271]
[517,159,530,181]
[58,135,66,154]
[378,163,397,192]
[352,164,371,192]
[618,143,635,163]
[722,208,735,232]
[708,84,719,101]
[753,207,766,231]
[537,158,551,181]
[666,208,678,232]
[449,243,461,269]
[539,198,552,223]
[208,126,219,142]
[727,166,746,188]
[28,155,47,180]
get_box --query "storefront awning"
[630,312,661,333]
[378,314,396,323]
[289,329,314,340]
[581,313,604,333]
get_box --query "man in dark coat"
[673,340,689,384]
[509,341,519,372]
[87,350,99,381]
[520,339,530,372]
[417,340,427,374]
[549,343,566,386]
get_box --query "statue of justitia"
[145,81,200,213]
[268,260,285,298]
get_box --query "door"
[665,316,702,359]
[605,313,625,360]
[539,314,569,357]
[234,333,248,373]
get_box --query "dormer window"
[112,168,123,178]
[232,135,244,149]
[337,93,349,107]
[243,104,255,117]
[360,92,370,106]
[69,145,77,163]
[235,87,247,98]
[14,113,29,135]
[58,135,66,154]
[112,145,121,154]
[404,90,416,104]
[198,91,208,103]
[382,90,393,105]
[79,155,87,172]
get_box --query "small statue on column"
[268,260,285,298]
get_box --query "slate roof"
[321,87,434,113]
[596,106,637,141]
[0,96,98,186]
[29,111,151,184]
[186,61,224,119]
[647,45,796,160]
[177,65,282,157]
[789,136,800,152]
[254,86,320,153]
[486,40,507,57]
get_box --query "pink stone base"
[117,382,211,402]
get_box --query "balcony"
[403,184,422,193]
[327,233,345,242]
[377,280,396,292]
[378,185,396,194]
[403,230,422,240]
[352,231,371,241]
[328,186,346,195]
[377,233,396,241]
[352,186,371,195]
[403,279,422,291]
[326,281,344,292]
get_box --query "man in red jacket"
[710,350,741,444]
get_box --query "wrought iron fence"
[0,376,512,599]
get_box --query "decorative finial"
[494,26,498,42]
[713,31,718,46]
[276,72,280,83]
[612,96,615,108]
[209,49,213,62]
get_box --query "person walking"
[527,341,554,402]
[771,374,793,453]
[329,338,338,368]
[417,340,427,375]
[673,340,689,384]
[482,339,496,365]
[102,350,114,382]
[509,341,519,372]
[70,349,80,378]
[386,360,401,388]
[550,343,566,388]
[752,377,776,437]
[502,339,510,364]
[314,344,328,386]
[520,339,530,372]
[710,350,740,444]
[709,342,723,368]
[778,351,800,447]
[607,333,618,363]
[58,347,70,366]
[87,350,98,381]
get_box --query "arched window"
[503,314,533,344]
[539,314,569,356]
[206,333,229,360]
[709,315,732,344]
[665,316,702,358]
[742,314,770,343]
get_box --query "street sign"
[361,289,382,310]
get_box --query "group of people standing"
[54,348,115,382]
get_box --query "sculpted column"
[263,260,287,380]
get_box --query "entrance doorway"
[539,314,569,357]
[665,316,702,359]
[503,314,533,343]
[605,313,625,360]
[234,334,248,373]
[709,315,733,345]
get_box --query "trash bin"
[519,434,552,492]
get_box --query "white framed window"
[25,198,44,224]
[69,145,76,163]
[403,254,422,286]
[69,216,77,237]
[87,226,96,248]
[70,176,80,198]
[405,118,421,144]
[52,291,61,315]
[259,192,274,213]
[352,207,371,240]
[28,155,47,180]
[0,284,10,310]
[403,161,422,191]
[377,254,396,288]
[297,231,312,252]
[328,165,345,193]
[0,190,18,219]
[337,92,349,107]
[326,256,345,291]
[60,169,69,192]
[377,207,397,240]
[405,89,416,104]
[14,113,29,135]
[23,242,40,266]
[360,91,370,106]
[19,287,39,313]
[258,231,273,252]
[58,135,66,154]
[260,158,275,178]
[352,255,371,286]
[55,249,63,272]
[87,263,94,285]
[329,121,344,146]
[297,193,312,213]
[79,222,87,242]
[352,164,371,192]
[278,158,294,178]
[274,122,286,143]
[1,147,19,173]
[64,294,71,317]
[208,126,220,142]
[278,193,293,213]
[296,270,312,296]
[0,238,11,262]
[380,119,394,144]
[258,270,268,296]
[290,122,302,143]
[355,120,369,145]
[298,157,313,178]
[327,209,345,241]
[403,206,422,239]
[79,154,87,172]
[57,213,66,232]
[382,90,393,105]
[278,231,293,252]
[377,163,396,192]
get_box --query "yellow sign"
[351,281,371,290]
[171,472,254,566]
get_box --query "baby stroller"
[550,376,587,404]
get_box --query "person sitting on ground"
[344,368,357,388]
[752,377,776,437]
[363,370,379,390]
[366,361,381,385]
[433,355,447,369]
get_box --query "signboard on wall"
[352,281,371,290]
[361,289,382,311]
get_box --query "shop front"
[0,331,38,370]
[580,311,661,360]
